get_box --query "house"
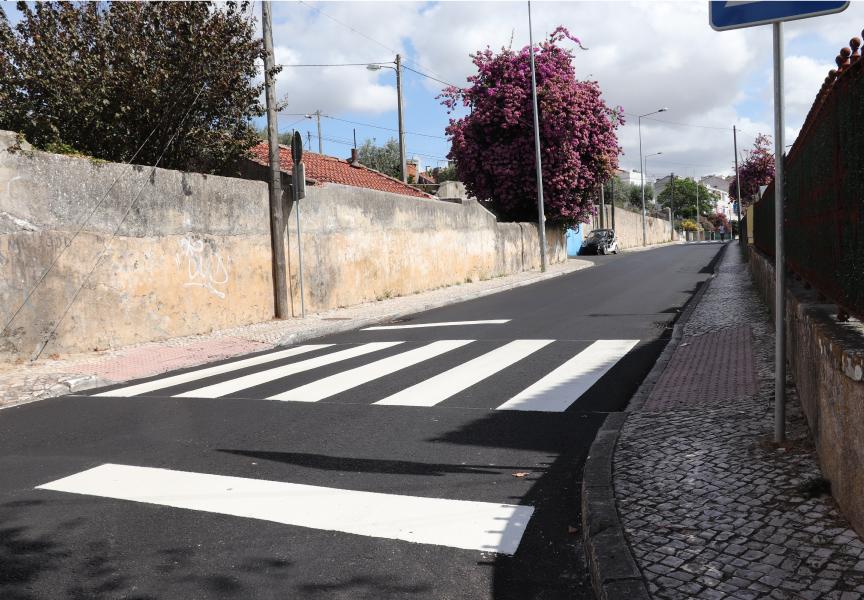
[615,169,652,187]
[247,143,431,199]
[699,175,738,222]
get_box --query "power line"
[325,115,447,140]
[276,62,392,68]
[296,0,452,84]
[402,64,457,89]
[277,112,448,141]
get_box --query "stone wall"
[587,204,674,250]
[282,184,564,315]
[748,246,864,536]
[0,131,564,359]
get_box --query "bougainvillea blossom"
[729,134,775,207]
[440,26,622,226]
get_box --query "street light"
[638,108,668,246]
[367,58,407,183]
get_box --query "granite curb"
[581,241,729,600]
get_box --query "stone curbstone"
[581,242,730,600]
[582,411,649,598]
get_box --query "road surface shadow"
[215,449,539,477]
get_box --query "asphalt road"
[0,242,725,600]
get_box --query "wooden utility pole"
[396,54,407,183]
[262,1,289,319]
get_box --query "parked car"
[581,229,618,255]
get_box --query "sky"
[262,0,863,179]
[4,1,862,180]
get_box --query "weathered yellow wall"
[587,204,673,249]
[1,131,565,359]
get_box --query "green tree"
[433,164,458,183]
[0,1,270,174]
[656,177,718,220]
[601,178,645,210]
[356,138,401,179]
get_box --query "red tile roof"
[249,143,430,199]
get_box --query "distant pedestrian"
[719,226,726,241]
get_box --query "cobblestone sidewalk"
[0,258,593,409]
[615,244,864,599]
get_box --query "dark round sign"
[291,131,303,164]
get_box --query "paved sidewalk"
[0,258,593,409]
[615,245,864,599]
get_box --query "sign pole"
[733,125,743,240]
[527,0,548,272]
[772,21,786,443]
[291,132,307,318]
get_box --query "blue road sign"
[709,1,849,31]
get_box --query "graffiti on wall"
[175,235,230,299]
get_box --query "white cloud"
[262,0,864,174]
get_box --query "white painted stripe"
[37,464,533,554]
[363,319,510,331]
[375,339,554,407]
[496,340,639,412]
[175,342,403,399]
[268,340,472,402]
[94,344,332,397]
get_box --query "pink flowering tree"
[729,134,775,207]
[439,27,622,226]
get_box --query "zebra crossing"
[90,338,639,412]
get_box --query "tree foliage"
[356,138,401,179]
[432,164,458,183]
[729,134,775,207]
[440,27,622,226]
[0,1,269,174]
[656,177,719,220]
[706,212,730,232]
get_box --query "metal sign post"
[527,0,548,272]
[709,0,849,444]
[291,131,307,318]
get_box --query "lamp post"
[367,58,407,183]
[638,108,668,246]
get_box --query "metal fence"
[752,51,864,320]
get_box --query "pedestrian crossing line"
[363,319,510,331]
[175,342,404,399]
[36,463,534,554]
[374,339,554,407]
[268,340,473,402]
[93,344,333,397]
[496,340,640,412]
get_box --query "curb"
[581,241,730,600]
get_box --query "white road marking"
[362,319,510,331]
[37,464,534,554]
[174,342,403,398]
[496,340,639,412]
[375,339,553,407]
[93,344,332,397]
[268,340,472,402]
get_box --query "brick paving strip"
[1,257,600,409]
[598,244,864,600]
